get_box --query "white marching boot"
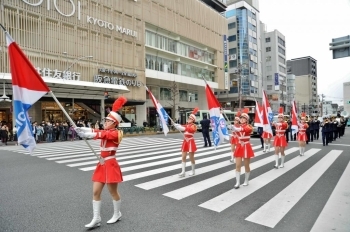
[263,144,267,152]
[299,147,302,156]
[234,171,241,189]
[107,200,122,224]
[85,200,101,228]
[178,162,186,177]
[279,156,285,168]
[243,172,250,186]
[274,155,279,169]
[189,164,196,176]
[301,147,305,156]
[267,143,271,152]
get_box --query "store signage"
[93,68,141,87]
[21,0,137,37]
[35,67,80,81]
[87,16,137,37]
[223,35,228,72]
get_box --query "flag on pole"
[145,86,169,136]
[254,101,263,127]
[205,83,228,147]
[291,100,299,135]
[5,32,50,154]
[262,90,273,135]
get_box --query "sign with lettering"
[35,67,80,81]
[21,0,137,37]
[93,75,142,87]
[98,68,137,78]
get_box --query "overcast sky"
[259,0,350,105]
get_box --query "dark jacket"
[200,118,211,132]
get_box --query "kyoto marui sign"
[93,68,142,87]
[21,0,137,37]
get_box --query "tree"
[166,81,179,121]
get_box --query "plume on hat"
[192,107,199,115]
[112,96,127,112]
[301,112,306,117]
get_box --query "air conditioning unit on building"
[229,54,237,60]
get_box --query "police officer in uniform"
[200,115,211,147]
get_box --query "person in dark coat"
[258,126,264,148]
[321,117,330,146]
[314,117,320,140]
[199,115,211,147]
[309,116,315,142]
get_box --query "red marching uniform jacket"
[91,128,123,183]
[297,122,309,142]
[273,122,288,147]
[233,123,254,159]
[230,123,240,145]
[181,123,197,152]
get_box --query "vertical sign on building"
[274,73,280,91]
[223,35,229,90]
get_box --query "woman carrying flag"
[229,112,241,163]
[297,112,309,156]
[272,107,288,168]
[76,97,127,228]
[231,108,254,189]
[175,107,198,177]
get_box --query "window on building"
[278,56,285,64]
[228,22,236,29]
[278,46,285,55]
[279,65,286,73]
[278,36,285,47]
[266,66,272,71]
[229,60,237,68]
[265,37,271,43]
[146,86,159,99]
[267,85,273,90]
[179,90,188,102]
[228,35,236,42]
[160,87,171,100]
[267,75,272,80]
[229,48,237,54]
[266,56,271,62]
[266,47,271,52]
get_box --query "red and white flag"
[262,90,273,135]
[291,100,299,135]
[254,100,263,127]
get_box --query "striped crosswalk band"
[1,136,349,229]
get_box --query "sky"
[259,0,350,106]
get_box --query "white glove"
[232,126,242,132]
[227,125,233,130]
[80,127,93,133]
[78,132,96,139]
[174,123,185,131]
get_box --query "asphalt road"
[0,130,349,232]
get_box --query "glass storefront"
[41,102,88,122]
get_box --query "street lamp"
[234,63,248,110]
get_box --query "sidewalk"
[0,130,180,147]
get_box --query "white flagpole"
[49,91,100,160]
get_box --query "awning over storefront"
[0,73,129,100]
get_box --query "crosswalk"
[1,137,349,230]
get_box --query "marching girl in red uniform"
[272,107,288,168]
[297,112,309,156]
[261,120,273,152]
[229,112,241,163]
[76,97,127,228]
[175,107,198,177]
[232,108,254,189]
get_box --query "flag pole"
[142,83,185,135]
[49,91,100,160]
[200,75,232,128]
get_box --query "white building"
[343,81,350,116]
[260,25,287,113]
[286,74,296,114]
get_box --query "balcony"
[200,0,227,13]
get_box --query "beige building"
[0,0,227,127]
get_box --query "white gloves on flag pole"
[74,127,93,133]
[174,123,185,131]
[78,132,97,139]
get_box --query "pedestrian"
[174,107,198,178]
[272,108,288,168]
[0,125,8,145]
[258,126,264,148]
[309,116,315,142]
[228,112,241,163]
[76,96,127,228]
[231,108,254,189]
[13,125,18,145]
[321,117,330,146]
[314,116,320,140]
[297,112,309,156]
[199,114,211,147]
[261,121,273,152]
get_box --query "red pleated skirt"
[262,131,273,139]
[297,132,308,142]
[92,159,123,183]
[234,143,255,159]
[230,136,239,145]
[181,139,197,152]
[273,135,288,147]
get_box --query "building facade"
[343,82,350,115]
[0,0,227,127]
[286,74,296,114]
[261,27,287,113]
[287,56,319,115]
[216,0,262,111]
